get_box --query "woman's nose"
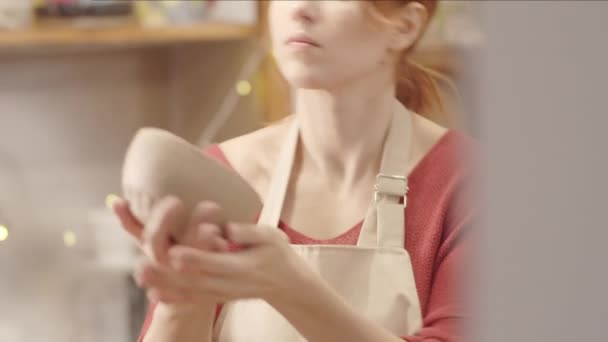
[289,0,319,25]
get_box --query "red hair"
[364,0,447,119]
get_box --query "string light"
[63,230,77,247]
[0,225,8,242]
[105,193,120,209]
[236,80,252,96]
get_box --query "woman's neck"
[293,73,397,187]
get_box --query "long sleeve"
[401,210,473,342]
[401,138,477,342]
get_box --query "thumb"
[144,196,188,266]
[112,198,144,242]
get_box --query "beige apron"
[215,111,423,341]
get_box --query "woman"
[114,1,475,341]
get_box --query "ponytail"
[395,55,450,124]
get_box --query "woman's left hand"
[134,207,312,305]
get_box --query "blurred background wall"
[0,1,479,341]
[473,2,608,342]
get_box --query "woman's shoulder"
[408,117,478,236]
[409,113,478,188]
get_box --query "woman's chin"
[284,73,331,90]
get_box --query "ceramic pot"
[121,127,262,225]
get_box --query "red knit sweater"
[138,130,476,342]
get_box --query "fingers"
[198,224,230,252]
[179,201,229,252]
[224,223,289,246]
[131,196,230,265]
[144,196,188,266]
[112,197,144,242]
[189,201,225,228]
[181,223,230,252]
[135,260,191,303]
[135,258,230,304]
[169,245,243,277]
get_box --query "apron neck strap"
[257,117,299,227]
[357,109,414,248]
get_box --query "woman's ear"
[388,1,429,51]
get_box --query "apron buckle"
[374,173,409,203]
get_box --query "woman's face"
[269,0,395,90]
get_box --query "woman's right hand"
[112,196,230,306]
[112,196,230,264]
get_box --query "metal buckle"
[374,173,408,202]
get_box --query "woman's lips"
[286,34,321,48]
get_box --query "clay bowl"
[121,127,262,225]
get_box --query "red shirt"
[138,130,476,342]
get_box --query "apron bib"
[215,109,423,341]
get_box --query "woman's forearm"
[143,303,215,342]
[269,275,405,342]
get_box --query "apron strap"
[357,109,414,249]
[257,117,299,227]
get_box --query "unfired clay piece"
[121,127,262,225]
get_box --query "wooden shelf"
[0,19,257,50]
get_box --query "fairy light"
[236,80,252,96]
[105,193,120,209]
[63,230,77,247]
[0,225,8,242]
